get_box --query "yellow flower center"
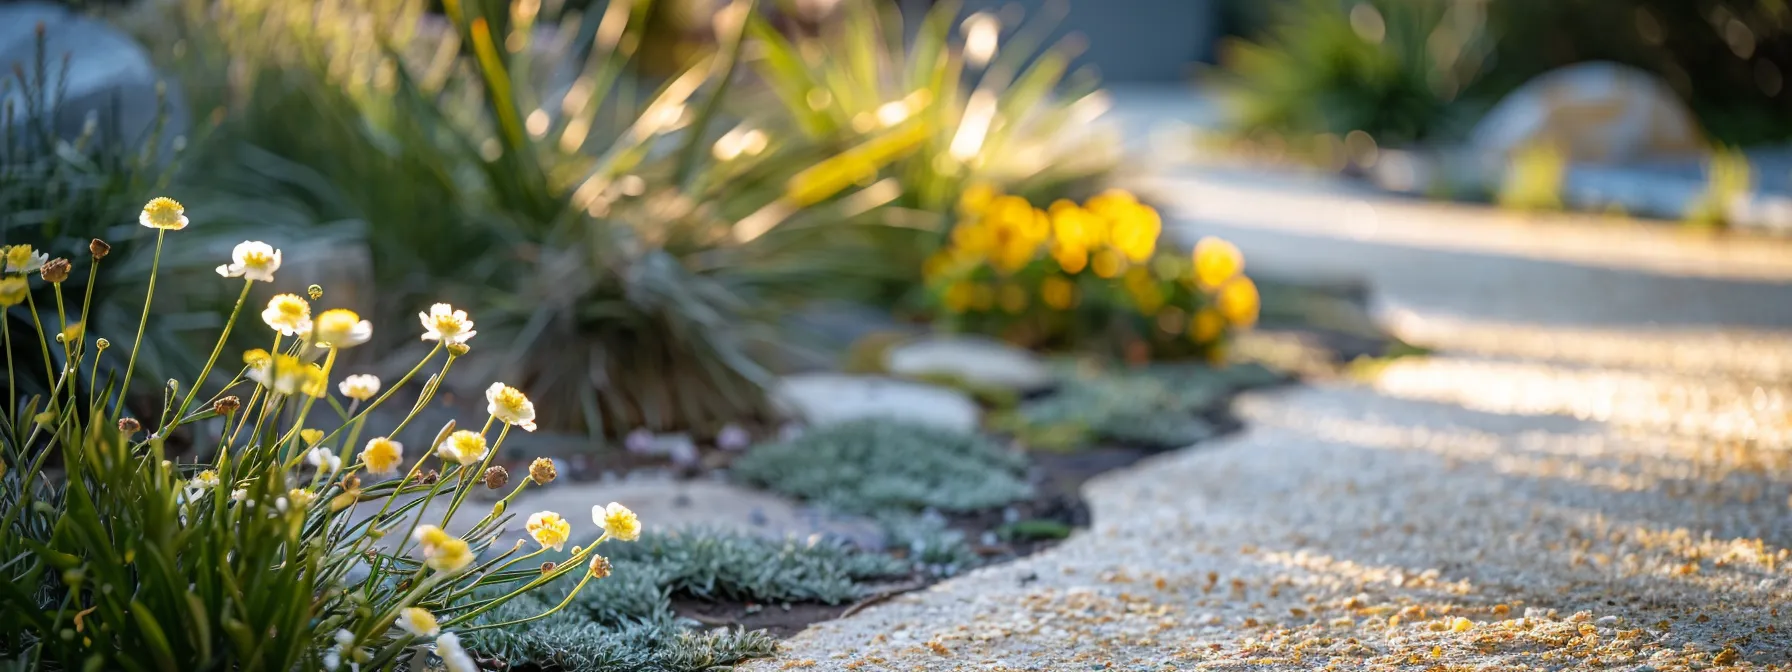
[493,387,527,414]
[142,197,186,228]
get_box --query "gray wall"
[950,0,1216,82]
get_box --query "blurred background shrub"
[1217,0,1792,147]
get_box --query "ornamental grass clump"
[0,199,641,669]
[921,187,1260,362]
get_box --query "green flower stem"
[444,536,608,628]
[312,344,443,450]
[461,569,595,632]
[23,289,56,395]
[114,228,165,421]
[3,317,14,426]
[391,463,467,564]
[168,278,252,434]
[469,476,534,532]
[440,422,509,526]
[75,253,99,410]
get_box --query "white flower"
[190,469,220,490]
[435,632,477,672]
[4,245,47,274]
[485,382,537,432]
[305,446,342,473]
[261,294,312,336]
[230,488,249,502]
[395,607,440,638]
[216,241,281,282]
[312,309,373,349]
[338,374,380,401]
[436,430,488,466]
[419,303,476,345]
[593,501,641,542]
[139,197,189,230]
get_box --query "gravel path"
[742,170,1792,669]
[745,375,1792,671]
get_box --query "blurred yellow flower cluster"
[923,187,1259,360]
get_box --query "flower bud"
[588,554,612,579]
[483,465,509,489]
[214,396,241,415]
[117,417,141,433]
[41,258,70,283]
[89,239,110,259]
[540,561,556,574]
[446,342,470,356]
[528,457,557,485]
[95,337,110,350]
[307,284,323,300]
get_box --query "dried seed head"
[41,258,70,283]
[483,466,509,489]
[528,457,557,485]
[446,342,471,357]
[540,561,557,574]
[420,469,439,485]
[214,396,241,415]
[117,417,141,433]
[89,239,110,259]
[588,554,612,579]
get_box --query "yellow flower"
[243,348,271,369]
[1192,237,1244,289]
[338,374,380,401]
[312,309,372,349]
[419,303,476,345]
[593,501,641,541]
[437,430,489,466]
[1090,249,1125,279]
[968,284,995,311]
[395,607,440,638]
[262,293,312,336]
[957,182,997,216]
[60,321,82,344]
[359,437,403,475]
[139,197,189,230]
[427,537,473,573]
[1052,244,1088,274]
[1108,203,1161,263]
[304,446,341,473]
[256,354,310,394]
[216,241,281,282]
[1190,308,1226,344]
[998,284,1028,314]
[300,363,329,398]
[526,511,572,551]
[191,470,220,490]
[0,277,25,307]
[5,245,47,274]
[1215,276,1260,328]
[942,281,974,314]
[413,524,452,550]
[300,429,325,446]
[485,383,538,432]
[1041,276,1076,310]
[1049,203,1102,250]
[286,488,317,510]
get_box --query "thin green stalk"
[440,422,508,526]
[76,254,99,411]
[23,289,55,394]
[115,229,165,421]
[444,537,606,627]
[3,317,13,428]
[312,344,443,449]
[461,570,594,632]
[168,279,252,434]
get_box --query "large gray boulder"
[0,2,186,150]
[884,335,1053,393]
[773,373,980,433]
[1470,61,1705,164]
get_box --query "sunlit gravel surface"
[745,345,1792,671]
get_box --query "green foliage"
[732,419,1033,516]
[468,528,909,671]
[0,221,624,669]
[0,28,216,400]
[995,362,1282,450]
[159,0,907,438]
[1216,0,1492,145]
[746,0,1117,303]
